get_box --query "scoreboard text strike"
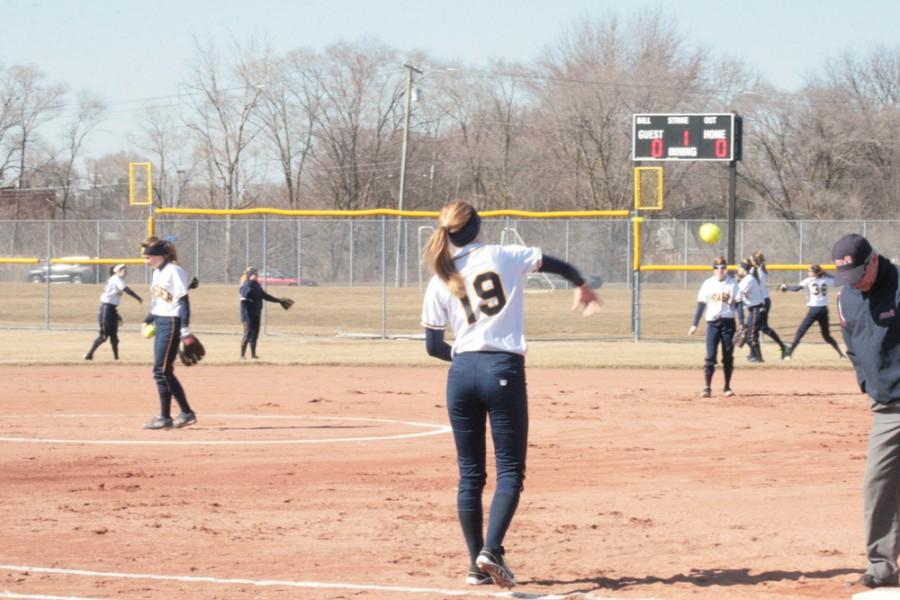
[632,113,740,162]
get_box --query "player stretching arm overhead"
[420,200,600,589]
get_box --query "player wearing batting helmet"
[420,200,601,588]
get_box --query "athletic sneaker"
[701,387,712,398]
[173,412,197,429]
[476,548,516,589]
[143,416,173,430]
[466,566,492,585]
[723,388,734,397]
[83,353,92,361]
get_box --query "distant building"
[0,187,57,220]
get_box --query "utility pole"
[396,63,422,287]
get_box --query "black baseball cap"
[831,233,873,286]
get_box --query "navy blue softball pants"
[704,317,736,389]
[447,351,527,560]
[152,316,192,419]
[86,302,120,359]
[789,306,842,356]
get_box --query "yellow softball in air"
[699,223,722,245]
[141,322,157,339]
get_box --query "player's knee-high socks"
[485,491,520,552]
[85,335,106,359]
[723,358,734,389]
[110,334,119,360]
[458,508,484,567]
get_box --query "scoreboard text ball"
[632,113,741,162]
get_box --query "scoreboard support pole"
[727,160,737,264]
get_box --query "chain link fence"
[2,216,897,338]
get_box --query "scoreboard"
[632,113,741,162]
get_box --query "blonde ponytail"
[423,200,476,298]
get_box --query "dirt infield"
[0,365,872,599]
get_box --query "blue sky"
[2,0,897,157]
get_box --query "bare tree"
[137,106,195,208]
[183,37,269,281]
[306,40,404,211]
[255,49,322,208]
[37,93,106,220]
[8,65,66,188]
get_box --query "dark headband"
[143,240,168,256]
[448,210,481,247]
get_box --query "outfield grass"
[0,281,851,368]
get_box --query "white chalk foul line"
[0,414,451,446]
[0,565,575,599]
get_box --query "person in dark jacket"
[239,267,293,359]
[833,234,900,589]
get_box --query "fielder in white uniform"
[779,264,844,359]
[141,238,203,430]
[84,264,142,360]
[689,256,743,397]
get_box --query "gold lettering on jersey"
[710,292,732,303]
[152,284,174,304]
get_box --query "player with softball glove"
[141,237,198,430]
[238,267,293,359]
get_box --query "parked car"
[525,272,604,290]
[256,269,318,287]
[26,257,99,284]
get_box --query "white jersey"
[149,261,190,318]
[697,275,741,321]
[799,275,833,307]
[420,243,542,357]
[738,274,764,307]
[99,274,127,306]
[757,267,770,300]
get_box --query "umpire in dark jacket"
[239,267,293,359]
[833,233,900,589]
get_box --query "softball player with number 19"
[420,200,600,588]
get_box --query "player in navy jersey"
[780,264,845,359]
[239,266,293,359]
[689,256,743,397]
[420,200,600,588]
[84,264,142,361]
[141,238,203,430]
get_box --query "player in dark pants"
[239,267,293,359]
[780,264,844,359]
[421,200,600,588]
[84,264,142,360]
[690,256,743,396]
[142,238,204,430]
[750,251,788,359]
